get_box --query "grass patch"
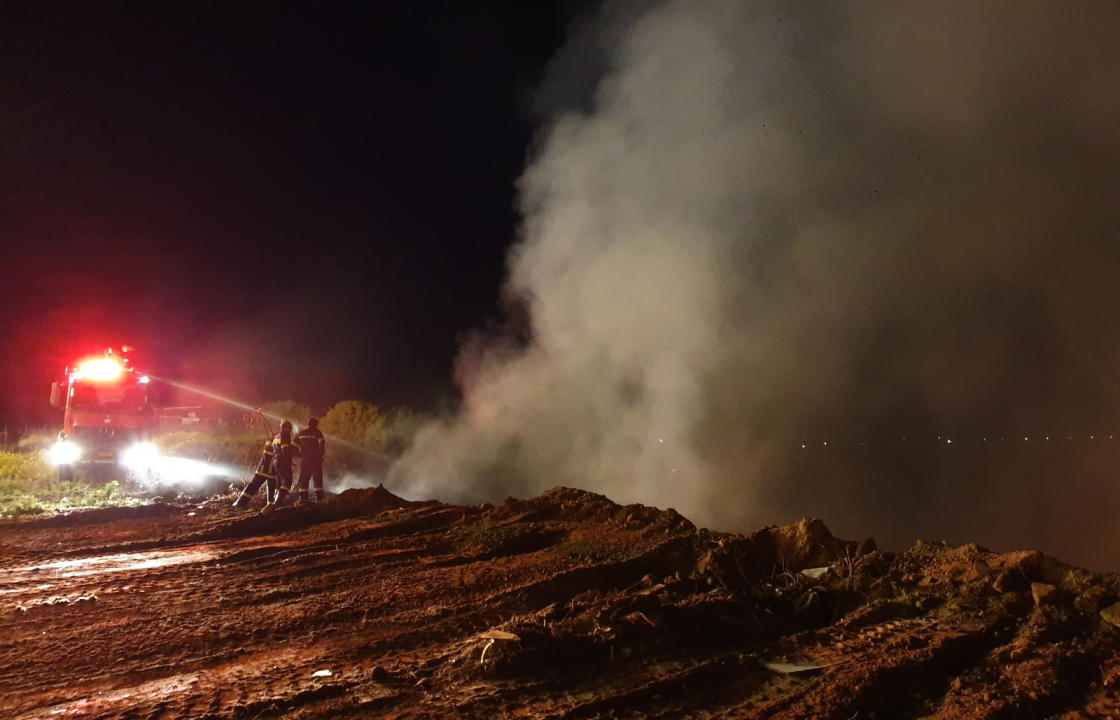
[0,479,127,518]
[0,450,130,518]
[0,485,48,516]
[46,480,124,506]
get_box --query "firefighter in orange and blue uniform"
[232,436,279,508]
[294,417,326,502]
[270,419,300,505]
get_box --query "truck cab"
[48,349,156,482]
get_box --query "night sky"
[1,1,589,426]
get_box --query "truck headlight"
[47,440,82,466]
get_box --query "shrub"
[0,450,52,488]
[319,400,390,475]
[321,400,384,446]
[260,400,313,428]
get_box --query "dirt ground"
[2,485,1119,719]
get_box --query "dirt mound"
[661,517,869,599]
[770,518,868,569]
[483,485,695,534]
[188,483,415,541]
[2,485,1119,719]
[336,482,409,506]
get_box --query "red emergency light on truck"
[48,347,159,482]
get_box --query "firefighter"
[232,436,278,509]
[267,419,300,507]
[294,416,326,503]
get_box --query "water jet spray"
[147,375,397,463]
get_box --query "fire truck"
[47,347,159,482]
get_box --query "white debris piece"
[479,638,496,664]
[311,669,333,678]
[758,659,833,675]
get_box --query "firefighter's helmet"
[280,419,293,431]
[307,417,319,428]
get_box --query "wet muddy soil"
[2,485,1118,719]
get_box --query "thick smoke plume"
[391,1,1120,568]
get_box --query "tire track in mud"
[926,615,1118,720]
[733,620,1002,719]
[0,503,382,715]
[0,493,595,718]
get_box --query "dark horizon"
[1,1,591,427]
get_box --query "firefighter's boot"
[236,475,266,508]
[264,478,278,505]
[275,486,290,506]
[295,491,309,505]
[315,489,326,502]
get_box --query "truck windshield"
[72,384,147,413]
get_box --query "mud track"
[2,485,1118,719]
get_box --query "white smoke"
[391,0,1120,562]
[330,473,383,494]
